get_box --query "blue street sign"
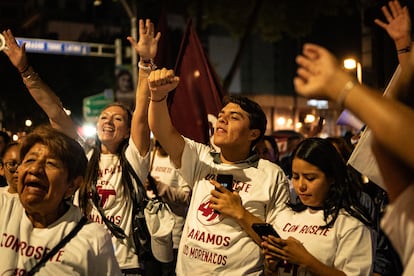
[15,37,90,56]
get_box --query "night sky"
[0,0,407,133]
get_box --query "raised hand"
[2,29,29,73]
[148,68,179,100]
[127,19,161,60]
[294,43,352,102]
[374,0,411,46]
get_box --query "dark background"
[0,0,410,133]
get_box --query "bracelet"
[149,96,167,102]
[21,70,39,80]
[19,64,30,74]
[337,80,355,108]
[138,59,157,71]
[397,46,411,54]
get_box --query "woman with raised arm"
[2,19,161,275]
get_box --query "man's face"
[213,103,257,149]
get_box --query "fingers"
[145,19,154,36]
[374,18,387,29]
[149,68,176,86]
[148,68,180,94]
[126,36,137,46]
[381,0,403,22]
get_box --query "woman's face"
[2,144,20,193]
[291,157,331,208]
[117,74,132,93]
[18,143,75,218]
[96,105,130,149]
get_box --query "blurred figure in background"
[0,130,11,187]
[255,135,280,165]
[0,142,20,194]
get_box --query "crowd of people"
[0,0,412,275]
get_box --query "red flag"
[168,19,226,145]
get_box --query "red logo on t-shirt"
[197,195,221,225]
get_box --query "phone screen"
[252,223,280,238]
[216,174,233,192]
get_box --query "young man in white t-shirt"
[147,69,289,275]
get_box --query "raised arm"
[294,43,414,170]
[127,19,160,156]
[374,0,412,68]
[2,29,77,139]
[147,68,184,168]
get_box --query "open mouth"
[24,182,48,193]
[215,127,226,134]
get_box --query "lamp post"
[338,58,365,131]
[119,0,138,86]
[343,58,362,83]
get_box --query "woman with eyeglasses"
[0,142,21,194]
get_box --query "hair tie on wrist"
[149,96,167,102]
[19,64,30,74]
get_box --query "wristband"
[148,96,167,102]
[138,59,157,71]
[19,64,30,74]
[337,80,355,108]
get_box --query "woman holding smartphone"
[262,138,374,276]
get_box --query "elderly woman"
[0,125,121,275]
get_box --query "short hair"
[20,125,87,182]
[223,95,267,147]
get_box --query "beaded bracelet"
[337,80,355,108]
[138,59,157,71]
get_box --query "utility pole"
[119,0,138,86]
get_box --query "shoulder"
[182,137,213,159]
[258,159,289,183]
[0,192,21,209]
[77,220,113,249]
[336,209,371,232]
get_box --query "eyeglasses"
[4,161,20,172]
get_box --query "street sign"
[83,89,114,122]
[15,37,118,58]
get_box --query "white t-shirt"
[151,153,190,248]
[85,137,150,270]
[175,138,289,275]
[0,193,121,275]
[381,184,414,276]
[273,208,374,276]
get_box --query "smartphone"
[252,223,280,238]
[216,174,233,192]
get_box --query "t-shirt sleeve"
[334,222,374,276]
[125,137,151,185]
